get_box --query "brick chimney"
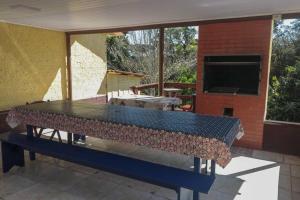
[196,19,273,149]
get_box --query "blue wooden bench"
[0,132,215,200]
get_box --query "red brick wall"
[196,19,273,149]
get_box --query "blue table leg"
[193,157,202,200]
[67,132,72,144]
[177,189,181,200]
[73,133,80,142]
[26,125,36,160]
[211,160,216,177]
[204,160,208,174]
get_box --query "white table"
[163,88,182,97]
[109,94,182,111]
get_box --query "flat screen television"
[203,55,261,95]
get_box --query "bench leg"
[1,142,24,173]
[27,125,36,161]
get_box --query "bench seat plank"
[0,132,215,193]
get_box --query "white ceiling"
[0,0,300,32]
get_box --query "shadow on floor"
[0,133,299,200]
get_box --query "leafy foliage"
[107,30,159,84]
[106,27,197,85]
[164,27,197,82]
[267,19,300,122]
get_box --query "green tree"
[164,27,198,82]
[106,30,159,84]
[267,19,300,122]
[106,27,198,85]
[106,36,131,71]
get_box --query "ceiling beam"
[66,15,273,35]
[282,12,300,19]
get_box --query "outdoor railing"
[130,82,196,100]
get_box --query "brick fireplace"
[196,19,273,149]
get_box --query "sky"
[283,19,295,25]
[126,26,199,45]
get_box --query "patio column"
[159,27,164,96]
[66,33,72,100]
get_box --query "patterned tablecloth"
[109,94,182,111]
[6,101,244,167]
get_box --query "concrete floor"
[0,132,299,200]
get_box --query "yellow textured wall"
[71,34,107,100]
[0,22,67,111]
[107,73,142,100]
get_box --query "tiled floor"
[0,133,299,200]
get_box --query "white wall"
[70,33,107,100]
[107,73,142,100]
